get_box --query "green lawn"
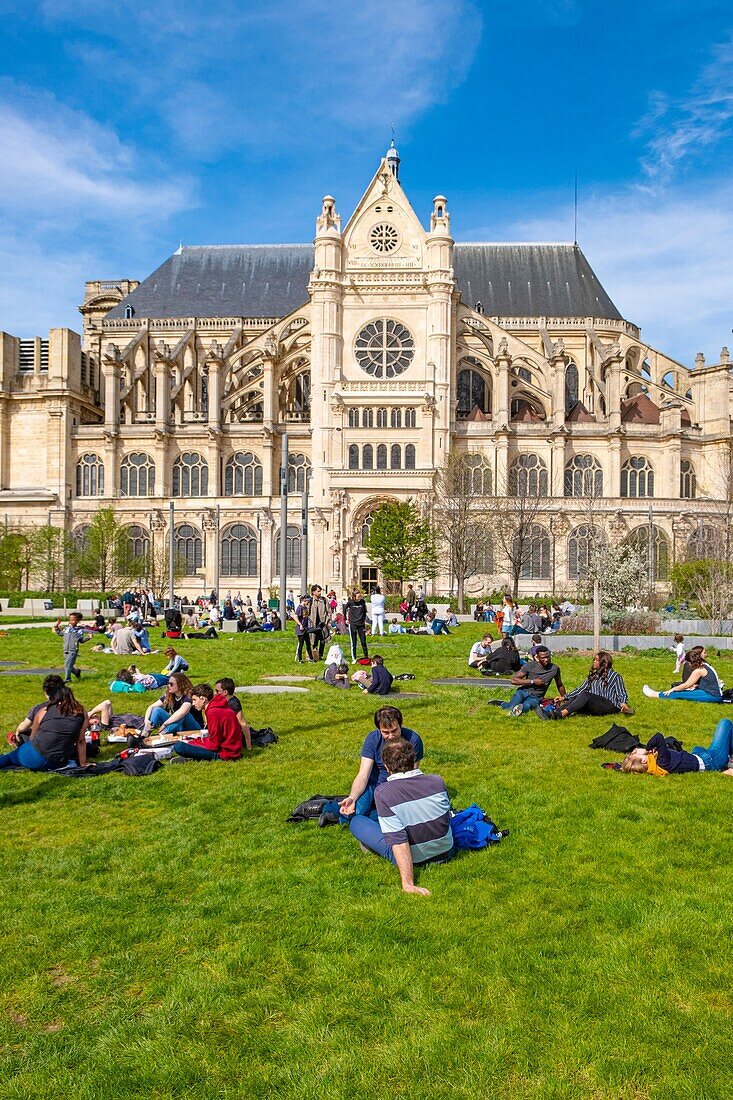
[1,627,732,1099]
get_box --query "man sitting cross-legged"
[349,739,454,896]
[489,645,565,716]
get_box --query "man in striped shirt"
[349,740,454,896]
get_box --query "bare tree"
[433,452,494,612]
[490,465,548,600]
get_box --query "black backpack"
[287,795,347,823]
[120,752,162,775]
[251,727,278,747]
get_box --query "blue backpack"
[450,804,506,850]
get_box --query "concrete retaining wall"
[539,634,733,652]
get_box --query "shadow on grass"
[0,777,58,807]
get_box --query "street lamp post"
[168,500,175,609]
[279,433,288,631]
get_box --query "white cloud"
[637,34,733,184]
[42,0,484,158]
[0,82,191,219]
[496,183,733,366]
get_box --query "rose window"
[369,223,399,254]
[355,319,415,379]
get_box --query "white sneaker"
[642,684,656,698]
[511,704,524,717]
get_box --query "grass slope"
[1,627,732,1099]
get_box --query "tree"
[670,559,733,634]
[489,468,547,600]
[26,525,73,593]
[73,507,137,593]
[365,502,438,589]
[433,453,494,611]
[589,542,647,616]
[145,541,187,602]
[0,530,31,589]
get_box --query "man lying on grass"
[350,739,453,896]
[317,705,424,826]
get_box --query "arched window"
[348,445,359,470]
[120,452,155,497]
[224,452,263,496]
[72,524,90,555]
[688,525,721,561]
[467,533,493,575]
[361,514,374,548]
[405,444,416,470]
[76,453,104,497]
[390,444,401,469]
[509,454,548,497]
[376,407,388,428]
[405,407,416,428]
[626,525,670,582]
[462,454,492,496]
[275,525,302,575]
[348,408,359,428]
[288,453,312,494]
[680,459,697,499]
[362,408,374,429]
[457,367,491,418]
[221,523,258,577]
[516,524,551,579]
[290,371,311,418]
[362,444,374,471]
[172,452,209,497]
[565,362,579,412]
[376,444,387,470]
[564,454,603,498]
[126,524,150,563]
[621,456,654,498]
[175,524,203,576]
[568,524,604,579]
[390,408,402,429]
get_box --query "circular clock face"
[355,319,415,379]
[369,223,399,254]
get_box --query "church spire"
[385,136,400,181]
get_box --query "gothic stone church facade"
[1,146,731,597]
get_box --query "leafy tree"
[433,453,493,612]
[26,526,74,594]
[0,530,31,589]
[365,502,438,588]
[489,468,547,600]
[670,558,733,633]
[73,507,137,593]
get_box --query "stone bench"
[221,619,239,633]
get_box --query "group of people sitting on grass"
[1,667,256,772]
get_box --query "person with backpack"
[348,739,453,895]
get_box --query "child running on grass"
[621,719,733,775]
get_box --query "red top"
[188,694,243,760]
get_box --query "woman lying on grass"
[642,646,722,703]
[0,683,87,771]
[622,719,733,775]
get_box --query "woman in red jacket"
[172,683,243,761]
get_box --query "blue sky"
[0,0,731,364]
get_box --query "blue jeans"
[692,718,733,771]
[348,814,396,863]
[64,650,79,680]
[658,689,721,703]
[147,706,201,734]
[501,688,541,714]
[0,741,50,770]
[173,742,219,760]
[321,786,376,824]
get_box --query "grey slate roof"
[106,242,622,322]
